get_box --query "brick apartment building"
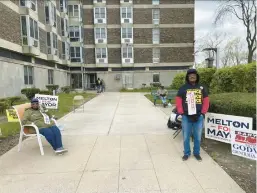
[0,0,194,97]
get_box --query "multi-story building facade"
[0,0,194,97]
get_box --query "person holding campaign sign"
[175,69,209,161]
[22,98,67,155]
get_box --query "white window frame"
[69,26,82,42]
[61,18,68,37]
[152,28,160,44]
[47,32,58,56]
[94,0,106,3]
[48,69,54,85]
[121,0,132,3]
[94,7,107,24]
[122,46,133,64]
[60,0,68,13]
[24,66,34,85]
[152,9,160,24]
[62,42,70,60]
[70,46,82,62]
[94,28,107,44]
[45,1,57,27]
[95,48,108,64]
[153,73,160,83]
[121,27,133,44]
[153,48,160,63]
[68,4,80,17]
[152,0,159,5]
[120,7,133,23]
[20,16,39,48]
[20,0,37,12]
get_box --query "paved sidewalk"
[0,93,245,193]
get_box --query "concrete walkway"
[0,93,244,193]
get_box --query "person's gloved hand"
[175,113,183,122]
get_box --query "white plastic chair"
[73,95,85,112]
[14,103,58,156]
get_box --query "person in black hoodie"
[175,69,209,161]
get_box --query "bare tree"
[214,0,256,63]
[221,37,248,66]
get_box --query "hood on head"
[185,68,200,83]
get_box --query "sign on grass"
[35,94,59,109]
[6,109,19,122]
[205,113,252,144]
[231,129,256,160]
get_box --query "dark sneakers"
[194,154,202,161]
[182,155,189,161]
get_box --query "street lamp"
[202,48,219,68]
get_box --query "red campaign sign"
[235,131,257,145]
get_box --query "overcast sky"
[195,1,247,64]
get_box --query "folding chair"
[73,95,85,112]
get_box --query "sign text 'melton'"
[207,118,250,130]
[36,96,58,101]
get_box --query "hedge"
[171,68,216,90]
[171,63,256,94]
[209,92,256,129]
[21,88,40,100]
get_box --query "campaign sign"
[6,109,19,122]
[35,94,59,109]
[231,129,256,160]
[205,113,252,144]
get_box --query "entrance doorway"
[84,73,97,90]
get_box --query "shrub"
[170,73,185,90]
[209,92,256,129]
[210,63,256,93]
[61,86,71,93]
[39,90,52,95]
[46,85,59,92]
[21,88,40,100]
[150,82,162,87]
[0,102,7,114]
[171,68,216,90]
[6,96,22,106]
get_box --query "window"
[47,32,58,55]
[153,48,160,63]
[152,0,159,5]
[121,28,133,39]
[96,48,107,58]
[121,7,132,19]
[152,28,160,44]
[20,0,37,12]
[70,47,81,62]
[94,7,106,19]
[122,47,133,58]
[60,0,67,12]
[24,66,34,85]
[153,73,160,83]
[61,18,68,37]
[45,2,57,27]
[69,26,80,42]
[20,16,39,47]
[68,5,79,17]
[62,42,70,60]
[152,9,160,24]
[48,70,54,84]
[71,73,82,89]
[95,28,106,39]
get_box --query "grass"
[144,94,175,105]
[0,92,96,138]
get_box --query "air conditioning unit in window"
[153,58,160,63]
[124,19,130,23]
[121,0,132,3]
[98,39,104,43]
[125,59,131,63]
[96,58,107,64]
[94,0,106,3]
[115,74,121,80]
[99,59,105,63]
[125,39,130,43]
[32,40,38,47]
[97,19,103,23]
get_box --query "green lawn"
[0,92,96,138]
[144,94,175,105]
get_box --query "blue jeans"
[182,115,204,156]
[159,96,167,104]
[39,126,63,150]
